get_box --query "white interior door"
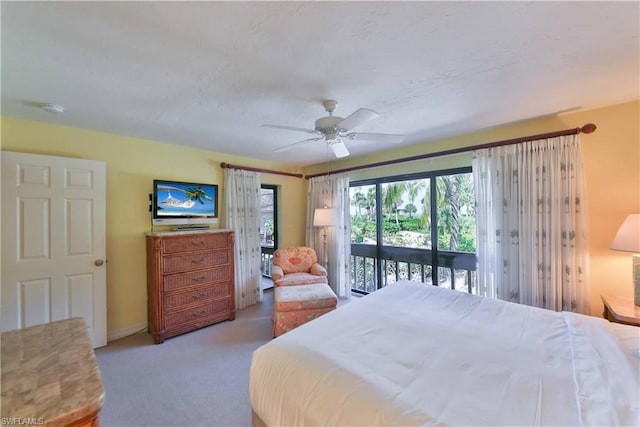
[1,151,107,348]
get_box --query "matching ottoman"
[273,283,338,337]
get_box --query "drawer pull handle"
[192,276,207,282]
[192,240,206,246]
[192,310,207,317]
[192,258,206,264]
[192,292,207,300]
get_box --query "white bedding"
[249,280,640,426]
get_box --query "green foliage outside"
[438,216,476,253]
[264,219,274,236]
[350,174,477,253]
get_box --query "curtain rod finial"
[580,123,597,134]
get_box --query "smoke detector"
[41,103,64,114]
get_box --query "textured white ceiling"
[2,1,638,166]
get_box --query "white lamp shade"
[610,213,640,253]
[313,208,338,227]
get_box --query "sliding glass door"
[350,168,477,294]
[260,185,278,279]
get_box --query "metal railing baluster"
[350,245,476,295]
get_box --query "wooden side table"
[601,294,640,326]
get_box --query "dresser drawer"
[162,249,231,274]
[162,233,230,254]
[165,298,231,328]
[163,252,214,274]
[164,311,232,340]
[164,282,231,310]
[163,266,231,292]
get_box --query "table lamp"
[610,213,640,305]
[313,207,338,269]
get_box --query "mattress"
[249,280,640,426]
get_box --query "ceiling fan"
[262,100,405,158]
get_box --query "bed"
[249,280,640,426]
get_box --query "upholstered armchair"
[271,246,328,287]
[271,246,336,337]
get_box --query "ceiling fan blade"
[329,140,350,158]
[347,132,405,144]
[262,124,318,134]
[274,137,322,153]
[337,108,379,131]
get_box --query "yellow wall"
[2,100,638,334]
[579,101,639,315]
[1,118,308,334]
[305,100,640,316]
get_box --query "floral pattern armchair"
[271,246,328,287]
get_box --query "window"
[380,178,431,249]
[435,173,476,254]
[350,168,476,294]
[350,184,377,244]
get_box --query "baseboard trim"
[107,321,148,342]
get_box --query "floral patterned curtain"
[222,168,262,310]
[306,173,351,298]
[472,134,590,313]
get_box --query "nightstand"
[601,294,640,326]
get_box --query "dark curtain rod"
[305,123,597,179]
[220,162,303,178]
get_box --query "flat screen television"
[152,179,218,226]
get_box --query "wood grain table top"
[1,318,105,426]
[601,294,640,326]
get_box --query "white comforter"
[250,281,640,426]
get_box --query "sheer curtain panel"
[223,168,263,310]
[306,174,351,298]
[473,134,590,314]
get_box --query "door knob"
[94,259,105,266]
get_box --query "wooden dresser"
[145,229,235,344]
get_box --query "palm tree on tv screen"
[184,186,212,205]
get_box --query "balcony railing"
[261,244,476,295]
[261,247,275,278]
[351,244,477,295]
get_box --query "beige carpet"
[95,290,275,427]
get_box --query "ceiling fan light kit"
[329,140,350,158]
[264,99,405,158]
